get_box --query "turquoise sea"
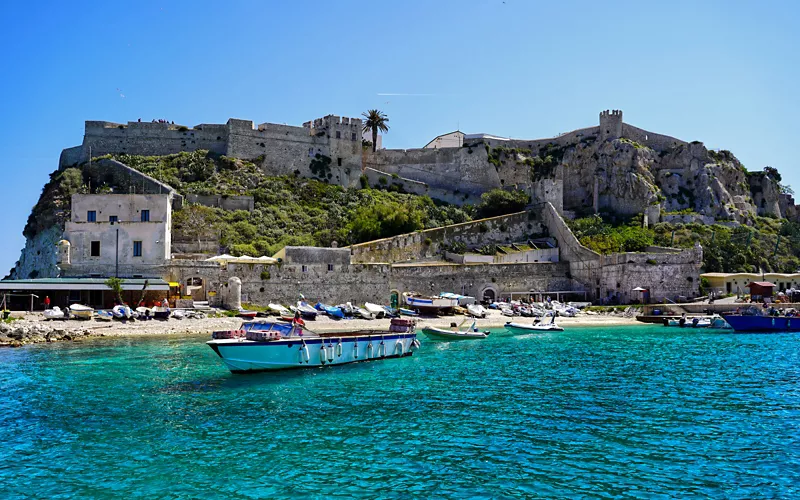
[2,324,800,498]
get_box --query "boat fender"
[395,339,404,356]
[410,339,421,351]
[353,340,359,359]
[367,342,374,358]
[336,339,343,358]
[379,340,386,358]
[320,344,327,365]
[327,343,334,363]
[299,340,310,364]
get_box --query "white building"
[60,194,172,277]
[424,131,464,149]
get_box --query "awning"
[0,278,170,292]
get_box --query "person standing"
[44,296,51,310]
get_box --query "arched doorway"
[481,286,497,304]
[186,277,206,301]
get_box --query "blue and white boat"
[207,320,420,373]
[314,302,344,319]
[723,310,800,333]
[403,292,459,315]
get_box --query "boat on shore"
[294,301,318,320]
[268,303,290,316]
[403,292,459,315]
[69,304,94,320]
[422,319,488,340]
[467,304,487,318]
[152,305,170,319]
[364,302,386,319]
[95,310,114,322]
[44,306,67,320]
[399,308,418,317]
[315,302,345,319]
[207,318,420,373]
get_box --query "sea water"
[1,325,799,498]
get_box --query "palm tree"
[362,109,389,152]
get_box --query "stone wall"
[362,167,481,206]
[350,210,545,264]
[81,121,227,161]
[83,159,183,208]
[622,124,687,152]
[185,194,254,212]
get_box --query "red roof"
[746,281,776,288]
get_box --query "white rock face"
[10,225,62,279]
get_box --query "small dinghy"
[295,301,318,320]
[422,320,488,341]
[136,307,152,320]
[337,303,355,317]
[399,308,418,317]
[382,306,399,318]
[44,306,67,320]
[69,304,94,320]
[112,305,133,319]
[94,310,114,322]
[505,315,563,333]
[355,307,373,320]
[238,309,258,319]
[152,305,170,320]
[171,310,185,320]
[315,302,344,319]
[268,303,290,316]
[467,304,487,318]
[364,302,386,319]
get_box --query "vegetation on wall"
[568,212,800,273]
[128,150,475,255]
[475,189,529,219]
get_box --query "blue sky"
[1,0,798,272]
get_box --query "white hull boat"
[296,301,318,320]
[112,305,133,319]
[268,303,290,316]
[44,306,67,320]
[207,321,420,373]
[95,310,114,322]
[466,304,487,318]
[69,304,94,320]
[504,319,564,333]
[403,293,459,314]
[364,302,386,319]
[355,307,374,320]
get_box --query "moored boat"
[422,319,487,340]
[505,315,563,333]
[44,306,67,320]
[723,309,800,332]
[207,319,420,373]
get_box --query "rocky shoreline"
[0,310,640,348]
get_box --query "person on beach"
[44,296,50,309]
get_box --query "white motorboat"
[505,315,563,333]
[355,307,374,320]
[295,301,318,320]
[364,302,386,319]
[422,319,488,340]
[268,303,290,315]
[112,305,133,319]
[44,306,67,320]
[500,307,515,317]
[467,304,487,318]
[171,310,185,320]
[69,304,94,320]
[95,310,114,322]
[207,320,420,373]
[135,306,152,319]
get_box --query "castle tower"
[599,109,623,140]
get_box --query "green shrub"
[260,270,271,280]
[475,189,529,218]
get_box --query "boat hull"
[723,315,800,333]
[421,327,486,340]
[207,333,418,373]
[504,323,563,334]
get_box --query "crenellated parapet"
[599,109,623,140]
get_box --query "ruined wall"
[622,124,687,152]
[185,194,254,212]
[83,159,183,207]
[81,121,227,161]
[362,167,481,206]
[350,211,545,264]
[364,146,499,196]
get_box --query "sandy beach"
[0,309,640,346]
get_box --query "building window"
[328,264,334,272]
[133,241,142,257]
[335,131,341,139]
[109,215,118,223]
[141,210,150,222]
[337,157,342,166]
[90,241,100,257]
[351,132,356,141]
[87,210,96,222]
[302,265,308,273]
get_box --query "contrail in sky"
[377,93,438,96]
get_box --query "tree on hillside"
[362,110,389,152]
[475,189,530,218]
